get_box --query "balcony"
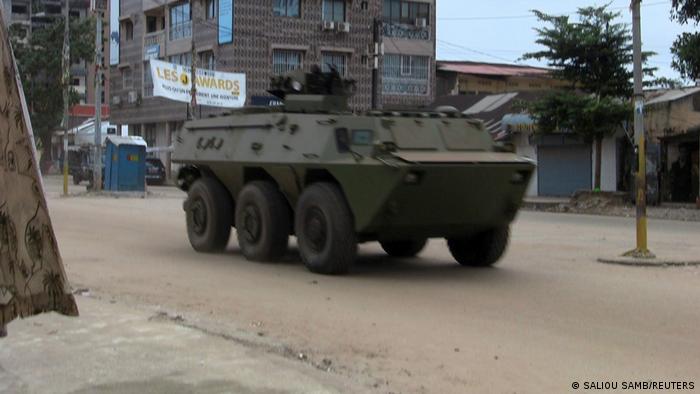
[143,30,166,60]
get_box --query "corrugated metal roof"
[645,86,700,106]
[463,92,519,115]
[437,61,551,77]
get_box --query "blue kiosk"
[104,135,147,192]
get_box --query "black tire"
[379,239,427,258]
[447,226,509,267]
[235,181,291,262]
[295,182,357,275]
[185,177,233,252]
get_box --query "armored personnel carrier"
[173,68,535,275]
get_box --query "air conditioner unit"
[127,91,138,104]
[336,22,350,33]
[321,21,335,31]
[414,18,427,28]
[112,95,121,105]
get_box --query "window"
[199,51,215,70]
[122,68,133,89]
[321,51,348,76]
[122,20,134,41]
[322,0,345,22]
[169,2,192,40]
[272,49,303,75]
[206,0,217,19]
[274,0,300,17]
[11,4,28,14]
[144,61,154,97]
[169,53,192,66]
[146,16,159,33]
[71,78,80,86]
[382,0,429,25]
[382,54,429,95]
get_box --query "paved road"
[16,177,700,393]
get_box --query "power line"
[438,1,670,21]
[437,39,521,64]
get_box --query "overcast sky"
[436,0,698,82]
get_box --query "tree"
[670,0,700,80]
[10,17,94,171]
[523,5,653,190]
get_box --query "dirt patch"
[525,191,700,222]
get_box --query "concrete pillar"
[165,121,172,182]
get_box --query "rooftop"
[436,60,552,77]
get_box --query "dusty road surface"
[5,176,700,393]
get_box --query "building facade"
[109,0,436,177]
[645,87,700,203]
[2,0,110,127]
[436,60,569,96]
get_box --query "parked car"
[145,157,166,185]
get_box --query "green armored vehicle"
[174,69,535,275]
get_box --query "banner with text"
[150,59,246,108]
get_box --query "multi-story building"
[2,0,110,127]
[108,0,436,178]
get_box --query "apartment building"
[2,0,110,126]
[108,0,436,176]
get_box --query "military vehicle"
[173,68,535,275]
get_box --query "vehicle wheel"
[235,181,291,262]
[185,177,233,252]
[447,226,509,267]
[295,182,356,275]
[379,239,427,258]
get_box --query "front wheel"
[295,183,357,275]
[379,239,427,258]
[185,177,233,252]
[447,227,509,267]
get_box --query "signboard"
[251,95,283,107]
[144,44,159,60]
[109,0,119,65]
[218,0,233,44]
[150,59,246,108]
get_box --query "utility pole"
[625,0,654,258]
[371,18,382,110]
[62,0,70,196]
[93,1,103,191]
[190,39,197,119]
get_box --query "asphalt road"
[35,177,700,393]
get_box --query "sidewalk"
[0,295,361,394]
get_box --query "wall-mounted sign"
[144,44,160,60]
[109,0,119,65]
[218,0,233,44]
[150,59,246,108]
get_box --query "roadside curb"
[597,257,700,267]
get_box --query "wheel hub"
[305,207,327,253]
[242,204,262,244]
[191,197,207,235]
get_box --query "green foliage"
[529,92,631,143]
[671,0,700,24]
[9,17,95,159]
[670,1,700,80]
[523,5,655,97]
[522,4,649,189]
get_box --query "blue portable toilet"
[104,135,147,192]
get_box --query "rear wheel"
[447,227,509,267]
[185,177,233,252]
[235,181,291,262]
[379,239,427,258]
[295,183,356,275]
